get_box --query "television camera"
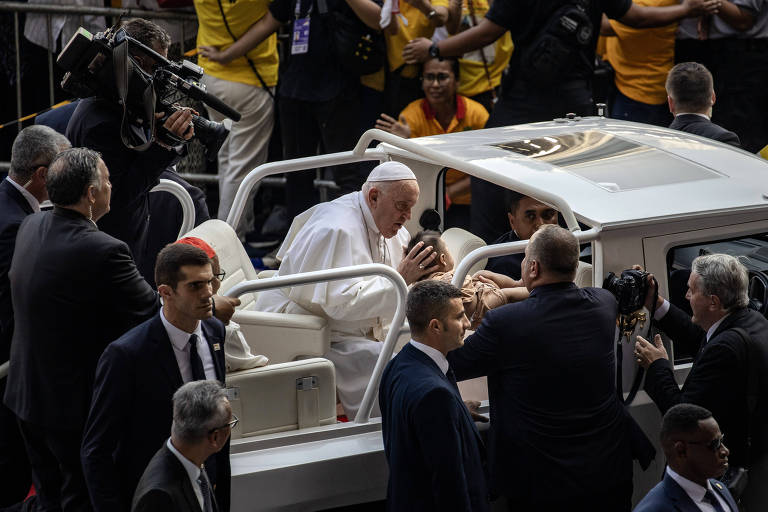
[57,24,241,159]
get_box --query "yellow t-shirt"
[385,0,449,78]
[455,0,513,98]
[399,95,488,204]
[605,0,677,105]
[194,0,279,88]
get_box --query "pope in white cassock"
[255,162,438,418]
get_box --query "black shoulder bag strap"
[214,0,276,100]
[732,326,758,461]
[113,39,156,151]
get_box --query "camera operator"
[635,254,768,509]
[66,19,194,274]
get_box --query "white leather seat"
[227,358,337,439]
[441,227,487,275]
[574,261,593,288]
[182,220,330,363]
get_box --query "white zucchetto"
[365,161,416,182]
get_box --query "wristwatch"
[429,42,441,59]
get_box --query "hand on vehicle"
[398,241,439,284]
[402,37,432,64]
[212,294,241,325]
[634,334,668,369]
[375,113,411,138]
[198,45,232,64]
[464,400,489,423]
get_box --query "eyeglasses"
[685,434,725,452]
[421,73,452,85]
[209,414,238,433]
[214,270,226,282]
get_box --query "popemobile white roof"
[374,117,768,230]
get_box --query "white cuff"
[654,299,670,320]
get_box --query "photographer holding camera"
[66,19,194,273]
[635,254,768,509]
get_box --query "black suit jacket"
[645,304,768,467]
[82,311,228,512]
[3,207,159,431]
[379,343,489,512]
[669,114,741,148]
[447,282,634,501]
[131,444,217,512]
[66,96,179,270]
[484,230,524,280]
[0,178,34,364]
[634,472,738,512]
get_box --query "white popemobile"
[179,117,768,511]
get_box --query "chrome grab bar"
[225,263,407,424]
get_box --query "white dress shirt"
[166,438,205,511]
[5,176,40,213]
[666,466,731,511]
[160,308,217,382]
[410,339,449,375]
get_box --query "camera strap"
[215,0,276,100]
[113,39,156,151]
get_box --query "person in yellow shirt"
[195,0,278,239]
[384,0,452,116]
[601,0,678,126]
[376,57,488,229]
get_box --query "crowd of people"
[1,0,768,510]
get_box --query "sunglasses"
[685,434,725,452]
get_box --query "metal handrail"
[0,2,197,20]
[225,148,388,229]
[353,129,582,233]
[225,263,408,424]
[450,227,603,289]
[0,361,7,381]
[150,178,195,239]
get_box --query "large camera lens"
[192,115,229,161]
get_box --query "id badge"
[291,17,310,55]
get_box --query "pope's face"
[369,180,419,238]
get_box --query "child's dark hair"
[407,230,445,255]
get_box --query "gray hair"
[46,148,103,206]
[691,254,749,311]
[171,380,229,443]
[527,224,579,279]
[362,180,395,196]
[9,125,70,183]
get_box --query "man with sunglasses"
[132,380,235,512]
[81,243,230,512]
[635,254,768,509]
[635,403,737,512]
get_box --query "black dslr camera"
[57,24,240,159]
[603,269,650,315]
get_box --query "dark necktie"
[197,470,214,512]
[189,334,206,382]
[704,489,728,512]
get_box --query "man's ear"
[367,187,379,209]
[711,90,716,107]
[507,212,515,230]
[158,283,172,300]
[33,165,48,184]
[428,317,441,334]
[709,293,722,312]
[673,440,687,459]
[667,95,675,114]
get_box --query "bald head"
[526,225,579,281]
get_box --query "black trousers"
[470,78,593,244]
[503,480,632,512]
[17,419,92,512]
[0,379,31,507]
[279,85,365,219]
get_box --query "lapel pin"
[213,343,221,351]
